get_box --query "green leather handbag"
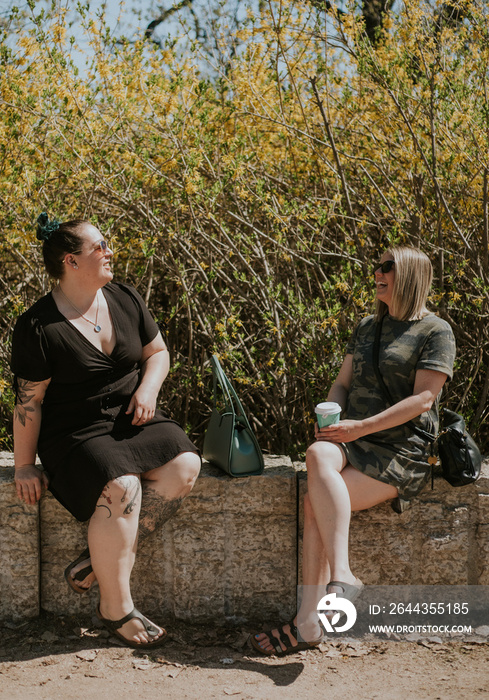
[203,355,264,477]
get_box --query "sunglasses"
[374,260,395,274]
[93,239,110,253]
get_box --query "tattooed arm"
[13,377,51,505]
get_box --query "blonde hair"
[374,246,433,321]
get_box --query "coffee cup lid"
[315,402,341,415]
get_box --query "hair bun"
[36,212,60,241]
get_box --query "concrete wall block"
[39,491,95,616]
[415,499,447,521]
[0,460,40,621]
[475,458,489,492]
[349,518,414,585]
[419,530,470,585]
[296,461,488,587]
[476,494,489,523]
[476,524,489,585]
[2,453,488,621]
[133,462,297,624]
[38,459,297,625]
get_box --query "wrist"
[137,382,160,398]
[357,419,369,436]
[15,463,38,471]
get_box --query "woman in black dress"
[11,214,201,649]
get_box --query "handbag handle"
[372,316,435,443]
[210,355,252,430]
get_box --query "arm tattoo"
[14,378,42,426]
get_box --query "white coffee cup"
[315,402,341,428]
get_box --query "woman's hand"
[315,419,366,444]
[126,386,157,426]
[126,335,169,426]
[15,465,49,505]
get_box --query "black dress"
[10,282,199,521]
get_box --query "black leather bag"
[373,317,481,488]
[437,409,482,486]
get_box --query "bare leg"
[253,491,331,653]
[305,441,356,584]
[296,491,331,633]
[88,474,165,644]
[300,462,398,611]
[68,452,200,590]
[138,451,201,539]
[253,443,398,654]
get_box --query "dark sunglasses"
[374,260,395,274]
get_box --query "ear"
[64,256,78,270]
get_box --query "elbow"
[420,395,435,414]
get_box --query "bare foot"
[69,555,97,591]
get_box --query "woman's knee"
[98,474,141,517]
[174,451,201,494]
[305,441,344,472]
[145,451,201,499]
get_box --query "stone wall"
[0,453,40,621]
[298,464,489,586]
[1,452,488,624]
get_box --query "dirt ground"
[0,612,487,700]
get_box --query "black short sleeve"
[10,312,52,381]
[115,283,160,347]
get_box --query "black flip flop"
[64,547,95,594]
[96,606,168,649]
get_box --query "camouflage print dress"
[342,313,456,512]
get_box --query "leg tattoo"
[119,476,141,515]
[96,484,113,518]
[138,483,183,540]
[95,477,141,518]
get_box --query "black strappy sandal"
[250,619,323,657]
[64,547,96,594]
[96,606,168,649]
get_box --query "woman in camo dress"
[251,246,456,656]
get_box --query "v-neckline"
[50,286,117,360]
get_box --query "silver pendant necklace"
[58,286,102,333]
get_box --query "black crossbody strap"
[373,316,435,444]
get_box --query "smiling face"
[374,252,395,313]
[65,223,113,287]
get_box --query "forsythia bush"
[0,0,488,455]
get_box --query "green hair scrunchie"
[36,212,60,241]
